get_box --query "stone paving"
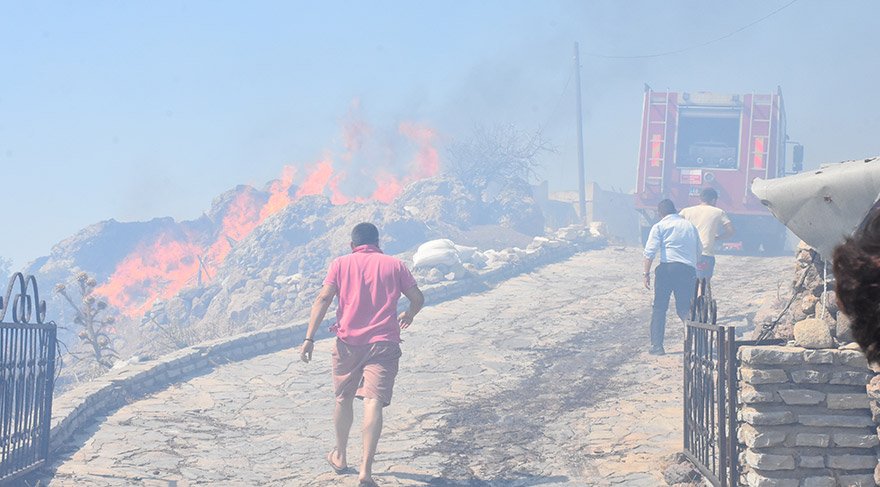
[39,247,792,486]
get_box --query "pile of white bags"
[412,239,486,269]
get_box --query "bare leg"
[359,397,384,482]
[333,396,354,468]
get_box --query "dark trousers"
[650,262,696,349]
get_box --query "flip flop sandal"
[327,448,346,474]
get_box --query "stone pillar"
[738,344,878,486]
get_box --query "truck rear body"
[635,87,791,251]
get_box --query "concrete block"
[803,349,836,364]
[744,450,796,470]
[741,408,797,425]
[839,350,871,369]
[831,370,874,386]
[791,370,831,384]
[779,389,826,405]
[742,384,781,404]
[838,474,877,487]
[798,414,874,428]
[745,471,798,487]
[801,476,836,487]
[832,432,880,448]
[794,433,831,448]
[827,454,878,470]
[740,346,807,365]
[799,456,826,469]
[743,368,790,384]
[827,393,871,410]
[740,424,787,448]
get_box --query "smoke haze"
[1,0,878,267]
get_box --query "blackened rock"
[663,462,700,485]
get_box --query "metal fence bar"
[726,326,739,486]
[0,274,56,485]
[717,326,728,487]
[683,277,739,487]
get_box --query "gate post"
[41,325,57,460]
[726,325,738,487]
[683,279,741,487]
[0,273,57,485]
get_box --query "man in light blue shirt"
[643,199,702,355]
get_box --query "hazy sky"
[1,1,878,268]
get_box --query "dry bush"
[55,272,120,370]
[445,124,553,190]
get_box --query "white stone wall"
[738,345,878,486]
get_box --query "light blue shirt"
[644,214,702,268]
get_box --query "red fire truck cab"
[635,85,804,253]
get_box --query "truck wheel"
[761,233,787,256]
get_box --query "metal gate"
[683,280,738,487]
[0,273,57,485]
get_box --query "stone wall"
[754,245,851,344]
[50,229,605,452]
[738,344,878,486]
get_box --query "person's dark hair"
[833,209,880,362]
[701,188,719,204]
[351,222,380,247]
[658,199,677,218]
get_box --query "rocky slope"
[26,175,545,352]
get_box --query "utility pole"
[574,42,587,221]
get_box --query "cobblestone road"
[41,248,791,486]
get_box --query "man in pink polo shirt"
[300,222,424,487]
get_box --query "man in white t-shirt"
[680,188,734,283]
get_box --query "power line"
[585,0,800,59]
[537,64,574,134]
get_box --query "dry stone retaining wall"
[50,229,604,453]
[738,344,879,486]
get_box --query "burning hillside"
[27,117,546,353]
[74,116,441,319]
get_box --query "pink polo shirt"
[324,244,418,346]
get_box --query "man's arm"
[643,223,660,289]
[719,212,734,240]
[300,283,338,363]
[719,221,735,240]
[643,257,654,289]
[398,285,425,329]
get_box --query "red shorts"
[332,339,401,407]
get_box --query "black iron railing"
[0,273,57,485]
[683,280,738,487]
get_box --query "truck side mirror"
[792,144,804,172]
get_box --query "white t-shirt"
[680,204,731,256]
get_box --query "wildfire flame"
[95,113,441,317]
[95,233,204,317]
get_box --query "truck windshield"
[675,109,741,169]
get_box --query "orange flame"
[206,189,263,266]
[399,122,440,179]
[95,233,203,317]
[259,165,297,221]
[96,116,443,318]
[371,172,403,203]
[295,159,335,199]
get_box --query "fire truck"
[635,85,804,253]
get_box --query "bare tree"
[55,272,119,370]
[445,124,554,190]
